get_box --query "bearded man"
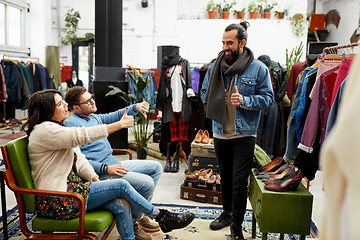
[200,21,274,240]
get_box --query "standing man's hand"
[107,164,129,176]
[136,101,150,119]
[231,86,242,107]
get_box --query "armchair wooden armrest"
[3,168,88,235]
[112,148,132,160]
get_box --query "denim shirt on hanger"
[284,66,317,162]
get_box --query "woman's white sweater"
[28,121,108,192]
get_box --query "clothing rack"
[2,55,39,63]
[322,42,360,54]
[0,55,37,131]
[321,43,359,61]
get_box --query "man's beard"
[224,46,240,64]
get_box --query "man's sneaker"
[209,211,232,230]
[139,215,160,232]
[155,209,195,233]
[133,222,151,240]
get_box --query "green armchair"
[1,136,126,240]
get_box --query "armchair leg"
[100,220,116,240]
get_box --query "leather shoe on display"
[194,129,203,143]
[254,157,282,174]
[264,170,303,192]
[133,222,151,240]
[202,130,210,144]
[155,209,195,233]
[209,211,232,230]
[139,215,160,232]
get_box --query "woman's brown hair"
[23,89,62,135]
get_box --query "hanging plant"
[61,8,81,45]
[290,13,308,38]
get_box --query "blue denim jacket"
[200,59,274,135]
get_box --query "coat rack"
[0,55,39,131]
[321,42,359,61]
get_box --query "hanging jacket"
[2,60,21,103]
[156,55,192,123]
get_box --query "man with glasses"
[64,86,162,240]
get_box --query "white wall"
[28,0,309,68]
[315,0,360,46]
[28,0,52,63]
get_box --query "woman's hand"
[136,101,149,119]
[92,177,100,182]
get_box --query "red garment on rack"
[323,72,337,108]
[0,65,7,101]
[331,58,353,107]
[286,62,306,100]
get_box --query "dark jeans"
[214,136,256,226]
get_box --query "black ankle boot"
[170,144,180,172]
[164,143,172,172]
[230,224,245,240]
[155,209,195,233]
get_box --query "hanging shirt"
[169,65,183,113]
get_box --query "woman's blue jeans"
[86,179,157,240]
[99,160,162,221]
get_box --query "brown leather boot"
[139,215,160,232]
[133,222,151,240]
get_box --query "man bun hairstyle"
[225,21,250,44]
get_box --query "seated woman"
[23,89,194,240]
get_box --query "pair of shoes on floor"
[133,221,151,240]
[194,129,210,144]
[264,169,303,192]
[133,215,160,240]
[164,143,179,173]
[155,209,195,233]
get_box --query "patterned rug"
[1,204,318,240]
[0,131,26,140]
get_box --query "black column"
[94,0,128,149]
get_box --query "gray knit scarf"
[204,47,254,124]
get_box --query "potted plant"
[290,13,308,38]
[275,9,286,19]
[105,66,159,159]
[207,0,217,19]
[221,1,236,19]
[233,7,246,19]
[61,8,81,45]
[248,1,259,19]
[262,2,277,19]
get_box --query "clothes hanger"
[322,43,359,61]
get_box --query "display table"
[249,170,313,240]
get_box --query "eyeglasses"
[77,95,95,106]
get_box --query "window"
[8,6,21,47]
[0,3,4,45]
[0,0,28,54]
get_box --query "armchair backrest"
[3,136,35,213]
